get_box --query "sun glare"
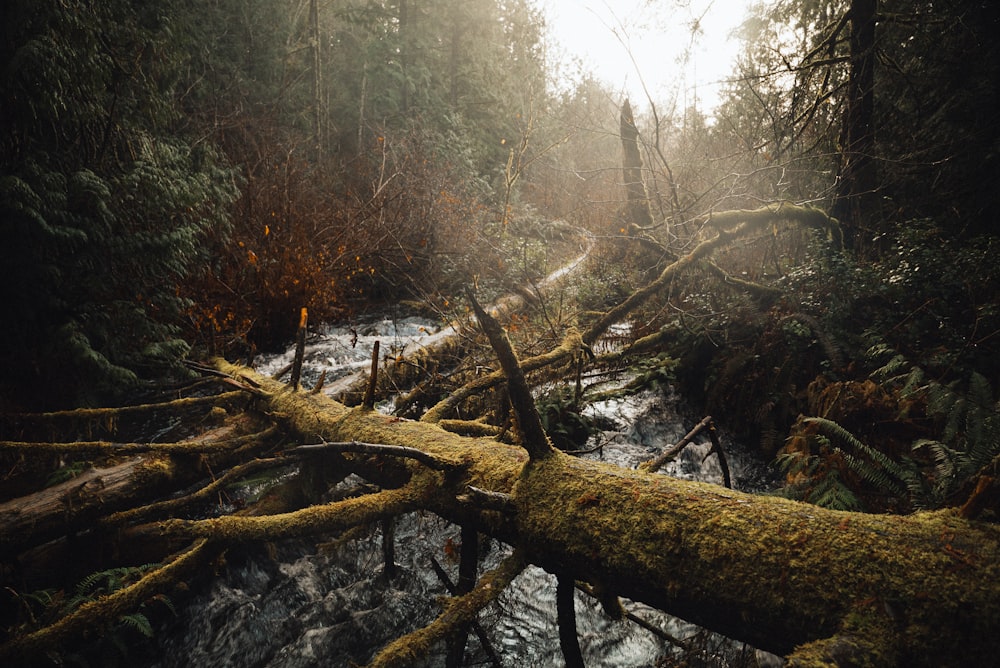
[536,0,752,115]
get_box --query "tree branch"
[129,480,426,543]
[286,440,465,472]
[466,291,553,460]
[367,550,526,668]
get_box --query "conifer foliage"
[0,0,238,407]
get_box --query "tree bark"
[209,360,1000,667]
[620,99,653,230]
[0,456,178,561]
[0,418,270,560]
[833,0,878,250]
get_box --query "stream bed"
[143,314,781,667]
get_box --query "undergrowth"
[5,563,173,662]
[775,347,1000,513]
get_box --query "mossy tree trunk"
[205,360,1000,667]
[5,204,994,667]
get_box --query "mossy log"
[416,205,839,424]
[0,418,275,560]
[216,360,1000,667]
[329,230,592,407]
[0,455,180,560]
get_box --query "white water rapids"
[141,314,781,667]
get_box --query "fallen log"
[0,455,179,561]
[214,360,1000,667]
[0,417,275,560]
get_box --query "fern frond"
[968,372,993,411]
[74,570,108,597]
[870,352,909,383]
[838,450,907,499]
[965,423,1000,476]
[802,417,867,452]
[808,469,863,511]
[899,366,927,399]
[805,416,916,501]
[119,612,154,638]
[896,455,933,509]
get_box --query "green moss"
[219,360,1000,663]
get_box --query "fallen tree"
[4,342,1000,666]
[194,360,1000,667]
[4,205,998,667]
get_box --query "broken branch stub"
[467,291,553,460]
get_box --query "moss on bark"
[221,360,1000,665]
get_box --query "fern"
[869,349,910,384]
[866,346,1000,509]
[118,612,154,638]
[773,451,861,511]
[898,365,927,399]
[804,416,927,505]
[64,564,159,614]
[808,469,863,511]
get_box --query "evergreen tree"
[0,0,238,407]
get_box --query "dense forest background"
[3,0,1000,543]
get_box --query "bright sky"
[536,0,753,116]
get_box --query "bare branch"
[286,440,464,472]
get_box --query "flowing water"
[143,315,781,667]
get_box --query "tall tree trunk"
[398,0,410,113]
[309,0,324,159]
[833,0,878,251]
[620,99,653,231]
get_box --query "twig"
[641,416,714,473]
[0,426,278,456]
[703,422,732,489]
[290,307,308,391]
[310,369,327,394]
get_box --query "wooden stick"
[290,307,308,391]
[363,340,380,409]
[640,415,714,473]
[703,420,733,489]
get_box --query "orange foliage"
[182,128,493,355]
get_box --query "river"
[142,313,781,667]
